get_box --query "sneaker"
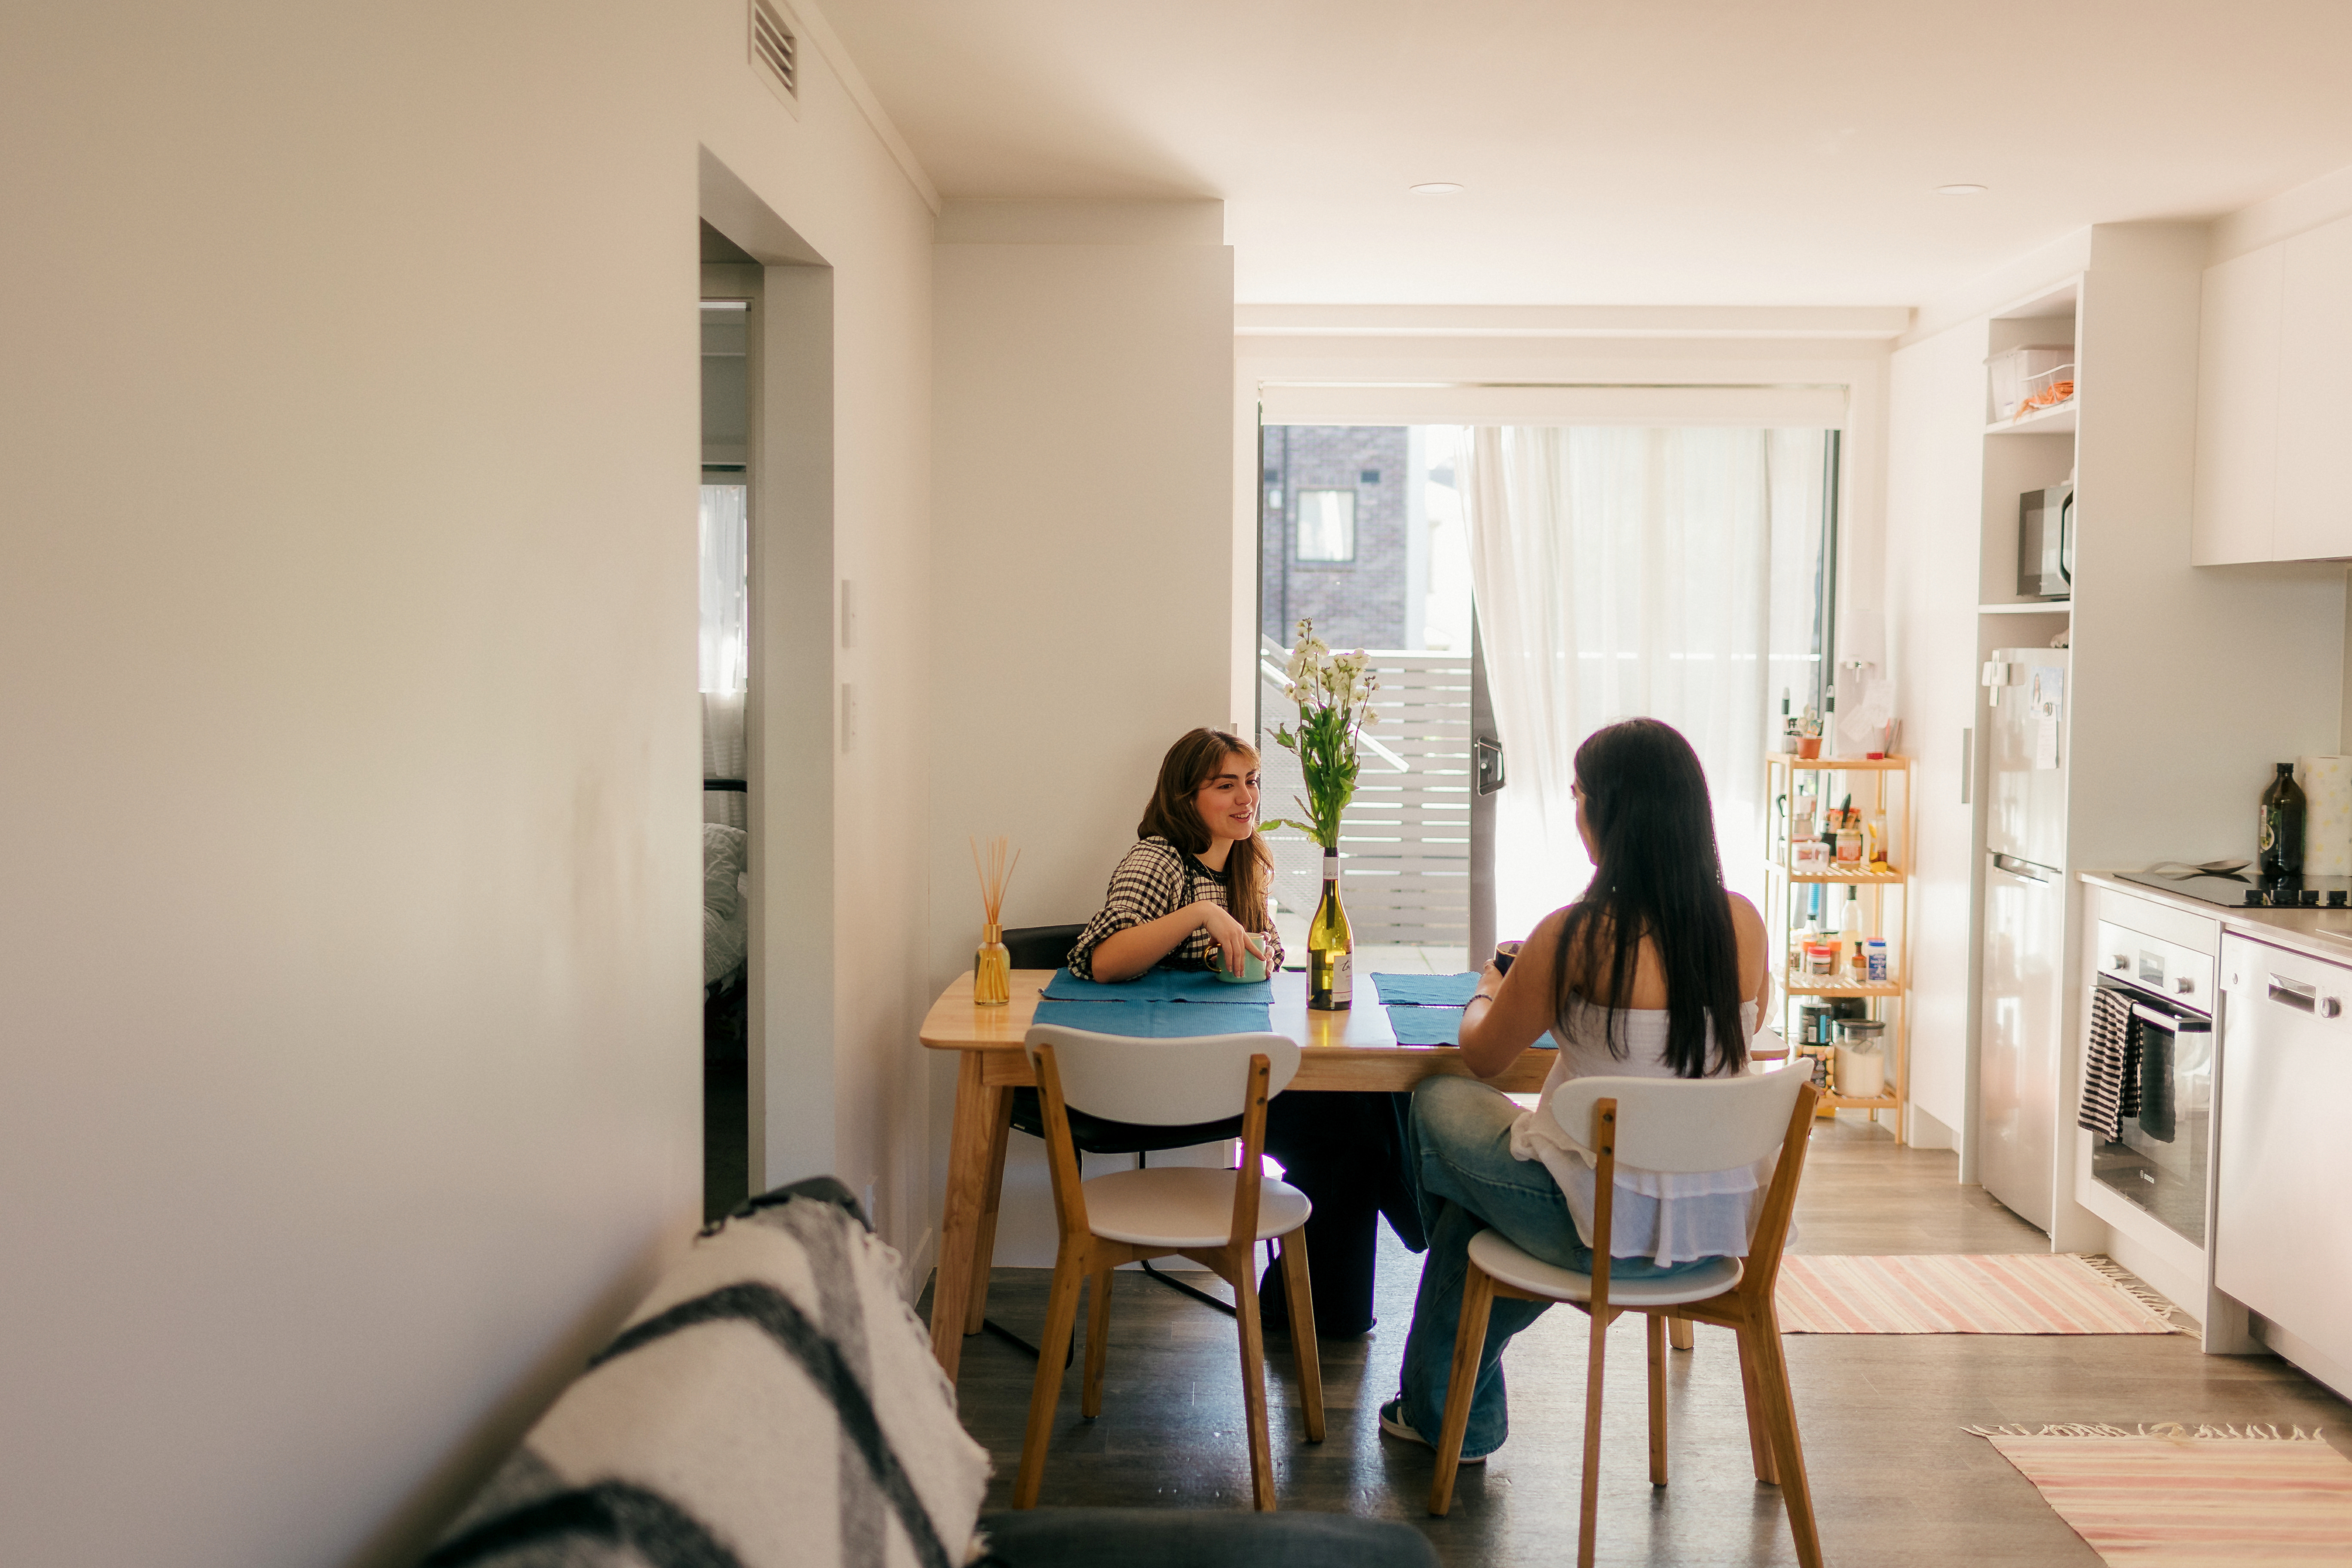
[1379,1398,1490,1464]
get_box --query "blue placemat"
[1371,971,1481,1007]
[1041,966,1275,1005]
[1033,998,1275,1038]
[1384,1004,1464,1046]
[1381,1004,1558,1050]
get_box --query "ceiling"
[819,0,2352,308]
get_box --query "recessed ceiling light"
[1410,181,1465,195]
[1937,183,1989,196]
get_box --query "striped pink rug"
[1777,1253,2180,1334]
[1972,1424,2352,1564]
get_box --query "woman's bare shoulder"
[1725,892,1764,936]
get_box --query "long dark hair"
[1137,728,1274,937]
[1552,719,1747,1077]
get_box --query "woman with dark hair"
[1378,718,1773,1462]
[1059,727,1424,1335]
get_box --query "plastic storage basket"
[1987,344,2073,422]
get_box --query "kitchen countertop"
[2083,870,2352,968]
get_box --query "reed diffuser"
[971,834,1020,1006]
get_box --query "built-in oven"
[2089,921,2214,1245]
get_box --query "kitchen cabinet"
[2275,217,2352,561]
[2214,932,2352,1400]
[2192,211,2352,564]
[2190,246,2280,565]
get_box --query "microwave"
[2018,483,2073,599]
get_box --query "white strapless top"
[1507,997,1772,1266]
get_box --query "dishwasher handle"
[2268,973,2346,1018]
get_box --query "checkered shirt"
[1064,836,1284,980]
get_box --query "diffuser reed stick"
[971,834,1020,1005]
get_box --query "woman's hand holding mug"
[1193,900,1265,977]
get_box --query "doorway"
[701,223,754,1220]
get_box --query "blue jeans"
[1396,1074,1717,1459]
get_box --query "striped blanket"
[425,1183,990,1568]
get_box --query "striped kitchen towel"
[2078,985,2141,1141]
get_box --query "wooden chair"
[1014,1024,1325,1512]
[1425,1069,1822,1568]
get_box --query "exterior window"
[1294,488,1357,562]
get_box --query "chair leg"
[1011,1256,1087,1509]
[1427,1263,1496,1517]
[1669,1315,1694,1351]
[1277,1231,1325,1442]
[1747,1311,1823,1568]
[1645,1313,1668,1486]
[1733,1313,1779,1484]
[1233,1254,1277,1511]
[1080,1265,1114,1418]
[1576,1305,1612,1568]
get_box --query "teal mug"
[1217,946,1270,983]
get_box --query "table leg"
[930,1050,1004,1377]
[963,1081,1014,1335]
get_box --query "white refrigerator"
[1978,649,2070,1233]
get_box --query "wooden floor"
[930,1118,2350,1566]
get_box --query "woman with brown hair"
[1058,727,1424,1337]
[1067,727,1284,981]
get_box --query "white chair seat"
[1466,1227,1743,1307]
[1081,1167,1311,1249]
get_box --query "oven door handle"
[2131,999,2209,1034]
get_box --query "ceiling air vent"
[749,0,800,113]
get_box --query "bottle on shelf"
[2258,762,2306,879]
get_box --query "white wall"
[929,200,1236,1263]
[1884,318,1995,1147]
[690,6,941,1274]
[0,4,935,1565]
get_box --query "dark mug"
[1493,940,1524,975]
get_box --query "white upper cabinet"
[2275,216,2352,561]
[2192,245,2281,564]
[2195,211,2352,564]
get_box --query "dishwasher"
[2214,933,2352,1399]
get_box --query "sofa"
[422,1177,1439,1568]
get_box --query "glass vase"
[974,922,1011,1007]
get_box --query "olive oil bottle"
[2259,761,2307,878]
[1308,847,1353,1011]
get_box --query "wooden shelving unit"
[1762,753,1915,1131]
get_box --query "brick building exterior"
[1259,425,1413,651]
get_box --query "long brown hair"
[1138,728,1274,938]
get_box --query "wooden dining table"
[919,967,1552,1378]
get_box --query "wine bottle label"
[1322,858,1338,884]
[1331,952,1351,996]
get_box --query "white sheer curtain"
[1464,426,1825,937]
[700,484,748,829]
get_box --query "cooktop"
[2117,869,2352,909]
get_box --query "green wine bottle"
[1308,847,1353,1011]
